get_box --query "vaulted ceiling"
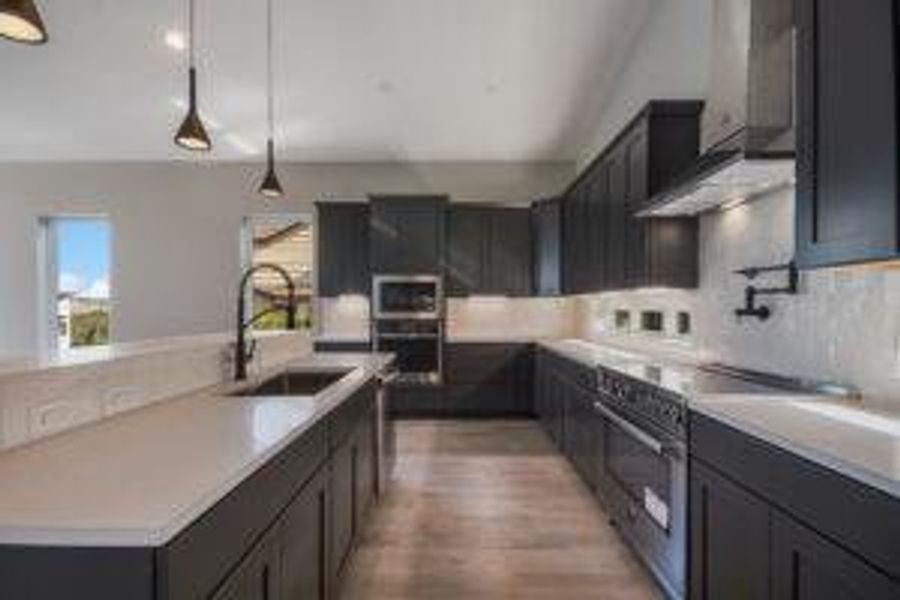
[0,0,654,161]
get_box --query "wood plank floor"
[340,420,663,599]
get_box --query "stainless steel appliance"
[640,0,796,216]
[592,362,814,599]
[372,274,445,385]
[373,274,443,320]
[594,366,688,600]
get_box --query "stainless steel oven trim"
[372,274,444,320]
[593,401,665,455]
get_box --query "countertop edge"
[0,353,394,548]
[689,401,900,502]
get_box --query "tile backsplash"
[578,186,900,403]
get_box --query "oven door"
[373,276,442,319]
[594,397,686,599]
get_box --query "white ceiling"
[0,0,653,162]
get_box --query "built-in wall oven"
[373,274,442,320]
[594,366,688,600]
[371,275,444,385]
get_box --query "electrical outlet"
[103,386,144,416]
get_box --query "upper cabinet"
[446,205,533,297]
[532,198,562,296]
[563,101,702,294]
[796,0,900,268]
[316,202,371,297]
[370,196,447,275]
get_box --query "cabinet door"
[280,468,329,600]
[330,441,355,583]
[354,408,377,528]
[533,199,562,296]
[370,197,446,274]
[212,533,281,600]
[689,460,771,600]
[584,167,608,292]
[625,130,650,288]
[316,203,370,297]
[486,208,533,296]
[771,512,900,600]
[796,0,899,268]
[606,148,628,290]
[446,206,486,296]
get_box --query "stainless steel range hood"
[640,0,795,216]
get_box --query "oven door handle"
[593,401,665,455]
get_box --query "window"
[40,217,112,351]
[242,214,313,331]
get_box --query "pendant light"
[0,0,48,44]
[174,0,212,152]
[258,0,284,198]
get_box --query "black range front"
[593,366,688,600]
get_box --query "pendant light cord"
[188,0,196,70]
[267,0,275,144]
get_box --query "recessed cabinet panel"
[445,206,533,297]
[532,199,562,296]
[689,460,770,600]
[563,101,702,294]
[316,203,371,297]
[370,196,447,275]
[796,0,900,267]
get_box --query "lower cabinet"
[329,440,355,585]
[689,460,770,600]
[690,412,900,600]
[194,384,379,600]
[771,512,900,600]
[280,467,330,600]
[211,531,281,600]
[390,343,534,418]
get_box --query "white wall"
[577,0,711,169]
[577,188,900,401]
[0,161,572,358]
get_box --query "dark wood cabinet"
[690,411,900,599]
[446,205,485,296]
[689,459,771,600]
[370,196,447,274]
[279,467,329,600]
[443,343,534,416]
[211,531,281,600]
[316,203,371,297]
[532,198,562,296]
[329,436,355,584]
[562,101,701,294]
[445,206,532,297]
[796,0,900,269]
[771,511,900,600]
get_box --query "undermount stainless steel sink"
[233,369,352,397]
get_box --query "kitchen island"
[0,351,394,600]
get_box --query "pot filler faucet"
[734,261,799,321]
[235,263,297,381]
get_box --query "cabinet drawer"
[159,422,328,600]
[690,411,900,581]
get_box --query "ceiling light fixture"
[174,0,212,152]
[258,0,284,198]
[164,30,186,51]
[0,0,48,44]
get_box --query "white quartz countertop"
[0,352,393,547]
[539,338,900,501]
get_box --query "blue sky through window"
[57,219,110,299]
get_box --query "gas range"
[595,359,806,439]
